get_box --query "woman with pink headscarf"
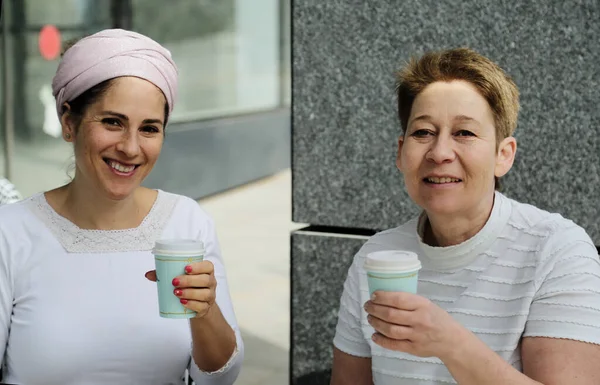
[0,29,243,384]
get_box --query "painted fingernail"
[174,289,183,297]
[185,265,193,274]
[180,299,188,305]
[172,278,180,286]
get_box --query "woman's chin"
[416,195,466,217]
[102,184,139,201]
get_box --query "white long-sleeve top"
[334,191,600,384]
[0,190,243,385]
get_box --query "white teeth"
[109,161,135,173]
[427,177,460,184]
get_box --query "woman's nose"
[426,136,456,163]
[115,132,140,157]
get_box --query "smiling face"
[61,76,166,201]
[396,80,516,217]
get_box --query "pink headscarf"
[52,29,178,118]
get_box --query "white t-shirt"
[0,190,243,385]
[334,191,600,384]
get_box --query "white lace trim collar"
[26,190,180,254]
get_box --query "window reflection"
[132,0,282,122]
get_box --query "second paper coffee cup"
[364,250,421,295]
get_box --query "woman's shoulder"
[0,197,45,260]
[501,194,596,267]
[0,195,42,230]
[158,190,215,226]
[502,193,591,241]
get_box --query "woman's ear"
[60,103,75,142]
[494,136,517,178]
[396,135,405,172]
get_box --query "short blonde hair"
[395,47,520,142]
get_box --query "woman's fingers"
[174,288,215,303]
[368,315,413,340]
[144,270,157,282]
[184,260,214,275]
[172,272,216,289]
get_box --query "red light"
[39,25,61,60]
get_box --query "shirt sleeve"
[0,222,14,372]
[188,211,244,385]
[524,224,600,344]
[0,178,21,205]
[333,253,371,358]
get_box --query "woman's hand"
[364,291,469,360]
[145,261,217,319]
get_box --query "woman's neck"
[47,178,155,230]
[424,192,495,247]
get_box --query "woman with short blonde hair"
[331,47,600,385]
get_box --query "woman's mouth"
[424,177,462,184]
[104,158,139,176]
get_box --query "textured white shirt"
[0,190,243,385]
[334,192,600,384]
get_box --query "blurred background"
[0,1,293,384]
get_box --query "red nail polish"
[174,289,183,297]
[172,278,180,286]
[185,265,193,274]
[180,299,188,305]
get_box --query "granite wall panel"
[291,231,369,384]
[292,0,600,242]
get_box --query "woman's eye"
[141,126,160,133]
[102,118,121,127]
[456,130,475,137]
[411,129,433,137]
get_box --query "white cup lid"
[364,250,421,272]
[153,239,205,255]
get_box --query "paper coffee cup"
[152,239,204,319]
[364,250,421,295]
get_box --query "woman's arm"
[440,328,541,385]
[0,228,13,372]
[441,332,600,385]
[366,293,543,384]
[366,225,600,385]
[331,252,374,384]
[145,259,243,383]
[331,347,373,385]
[189,297,237,372]
[522,337,600,384]
[517,226,600,384]
[187,211,244,384]
[146,202,244,384]
[367,289,600,385]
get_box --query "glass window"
[1,0,112,198]
[1,0,289,198]
[132,0,283,122]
